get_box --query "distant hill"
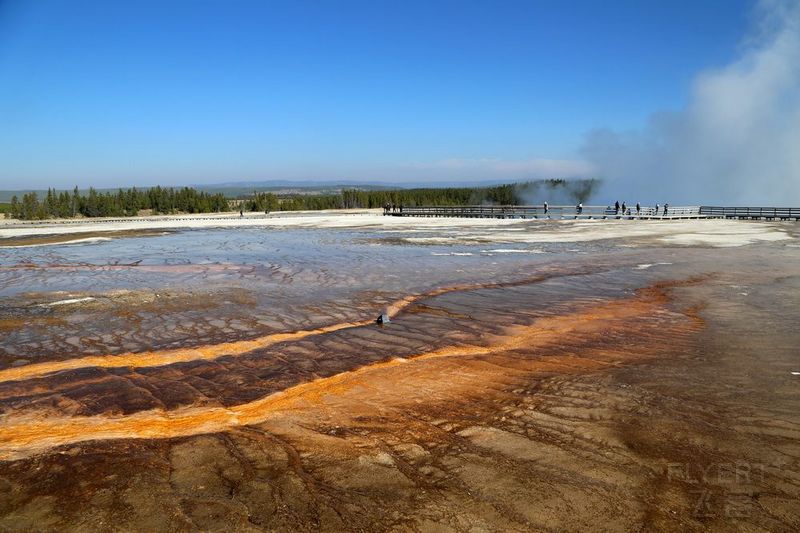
[194,182,396,198]
[0,182,393,202]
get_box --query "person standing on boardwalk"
[615,200,620,214]
[655,204,660,216]
[543,201,548,216]
[621,202,627,215]
[576,202,583,215]
[664,203,669,216]
[636,202,641,215]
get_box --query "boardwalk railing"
[699,206,800,220]
[386,205,708,219]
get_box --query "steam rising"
[513,179,601,205]
[582,0,800,205]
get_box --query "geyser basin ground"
[0,213,798,531]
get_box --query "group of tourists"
[613,200,670,216]
[549,200,675,217]
[383,203,404,215]
[549,201,666,216]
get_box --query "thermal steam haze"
[584,0,800,205]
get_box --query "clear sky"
[0,0,754,189]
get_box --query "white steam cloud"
[582,0,800,205]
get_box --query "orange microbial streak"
[0,320,370,383]
[0,270,596,383]
[0,279,704,460]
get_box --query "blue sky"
[0,0,754,189]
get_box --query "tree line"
[338,179,600,209]
[242,192,342,212]
[246,179,600,211]
[6,179,600,219]
[7,186,230,220]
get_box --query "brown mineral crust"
[0,229,174,248]
[0,265,798,531]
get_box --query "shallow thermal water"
[0,219,798,531]
[0,222,732,363]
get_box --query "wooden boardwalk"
[385,205,709,220]
[698,206,800,220]
[386,205,800,221]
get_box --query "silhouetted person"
[399,204,404,214]
[621,202,627,215]
[576,202,583,215]
[614,200,620,214]
[239,209,244,218]
[636,202,641,215]
[655,203,660,216]
[664,203,669,216]
[543,201,548,215]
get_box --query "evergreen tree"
[10,195,19,219]
[72,186,79,217]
